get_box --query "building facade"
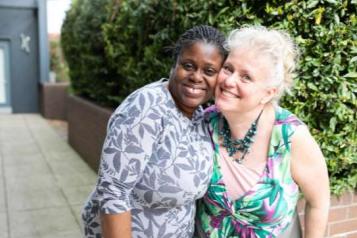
[0,0,49,113]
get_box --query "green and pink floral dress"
[195,106,303,238]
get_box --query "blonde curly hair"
[225,26,299,103]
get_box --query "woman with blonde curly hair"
[195,26,330,238]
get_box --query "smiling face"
[215,47,277,114]
[169,42,224,117]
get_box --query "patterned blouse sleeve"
[95,89,162,214]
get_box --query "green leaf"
[307,0,319,9]
[325,0,338,4]
[350,56,357,63]
[343,72,357,78]
[329,117,337,132]
[307,82,318,90]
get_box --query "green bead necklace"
[219,110,264,164]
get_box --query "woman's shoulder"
[274,106,308,146]
[115,79,169,112]
[203,105,221,123]
[274,106,305,127]
[108,79,169,127]
[128,79,168,101]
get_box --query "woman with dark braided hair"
[81,25,227,238]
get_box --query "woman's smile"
[220,87,239,98]
[182,84,207,98]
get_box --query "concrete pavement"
[0,114,97,238]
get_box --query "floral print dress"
[195,106,303,238]
[82,79,214,238]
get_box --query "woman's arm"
[291,126,330,238]
[95,88,163,237]
[101,211,132,238]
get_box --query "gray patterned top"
[82,79,214,238]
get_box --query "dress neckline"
[213,106,280,203]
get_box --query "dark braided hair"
[171,25,227,63]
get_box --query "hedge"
[62,0,357,195]
[61,0,121,105]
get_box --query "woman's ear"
[261,87,277,104]
[169,67,174,79]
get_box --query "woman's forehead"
[227,48,274,76]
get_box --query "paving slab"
[0,178,7,212]
[0,212,8,238]
[70,204,83,225]
[2,152,46,167]
[61,185,94,206]
[7,187,68,211]
[0,114,97,237]
[4,159,52,178]
[5,174,58,191]
[9,206,80,238]
[1,141,41,157]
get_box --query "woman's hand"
[101,211,132,238]
[291,126,330,238]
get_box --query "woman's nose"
[222,74,237,87]
[190,70,203,83]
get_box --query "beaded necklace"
[219,110,264,163]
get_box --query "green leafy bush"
[61,0,357,194]
[61,0,121,106]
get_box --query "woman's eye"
[205,68,216,76]
[182,63,193,70]
[223,65,233,74]
[242,75,251,81]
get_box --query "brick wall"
[40,82,69,120]
[298,190,357,237]
[67,95,113,171]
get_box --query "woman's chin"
[214,101,226,112]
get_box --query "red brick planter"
[67,95,113,171]
[40,82,69,120]
[298,190,357,237]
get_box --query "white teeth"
[189,88,196,93]
[185,86,205,96]
[187,86,204,92]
